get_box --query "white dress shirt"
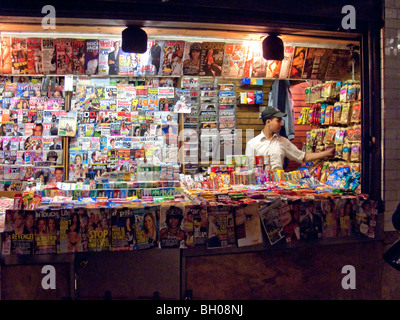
[245,131,305,170]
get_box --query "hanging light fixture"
[262,33,284,60]
[121,26,148,53]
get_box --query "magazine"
[41,38,57,74]
[199,42,225,77]
[259,198,285,245]
[84,39,99,75]
[110,208,136,251]
[234,202,263,247]
[134,206,159,250]
[221,43,248,77]
[58,112,77,136]
[161,40,185,76]
[206,205,236,249]
[33,209,59,255]
[27,38,43,75]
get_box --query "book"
[259,199,285,245]
[33,209,59,255]
[234,202,263,247]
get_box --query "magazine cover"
[182,205,198,247]
[33,209,59,255]
[289,47,308,79]
[281,200,301,242]
[149,40,164,75]
[58,112,77,136]
[1,36,13,74]
[9,210,35,255]
[118,50,132,76]
[259,199,285,245]
[134,206,159,250]
[110,208,136,251]
[324,49,352,81]
[136,39,158,76]
[87,208,111,251]
[11,37,28,74]
[207,205,236,249]
[266,59,282,78]
[41,38,57,74]
[193,206,208,245]
[320,199,339,238]
[279,46,295,79]
[299,200,323,240]
[199,42,225,77]
[335,197,357,237]
[27,38,43,75]
[234,202,263,247]
[221,43,248,78]
[98,39,115,75]
[251,49,267,78]
[59,208,89,253]
[159,204,186,248]
[71,39,86,74]
[161,40,184,76]
[182,42,202,76]
[84,39,99,75]
[55,38,73,74]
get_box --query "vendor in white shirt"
[245,105,334,170]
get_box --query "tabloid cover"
[110,208,136,251]
[207,205,236,249]
[87,208,111,251]
[234,202,263,247]
[134,206,159,250]
[159,204,186,248]
[59,208,89,253]
[33,209,59,255]
[259,198,285,245]
[6,210,34,255]
[299,200,323,240]
[192,205,208,246]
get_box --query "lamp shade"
[262,34,284,60]
[122,26,148,53]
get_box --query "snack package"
[340,102,351,125]
[342,142,351,161]
[333,102,342,125]
[324,128,337,145]
[351,102,361,123]
[351,143,361,162]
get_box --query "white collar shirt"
[245,131,305,170]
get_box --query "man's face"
[114,42,119,51]
[33,125,43,136]
[56,169,63,182]
[266,117,284,134]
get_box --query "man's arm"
[303,148,335,162]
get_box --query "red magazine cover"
[1,36,13,74]
[27,38,42,74]
[55,38,73,74]
[11,37,28,74]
